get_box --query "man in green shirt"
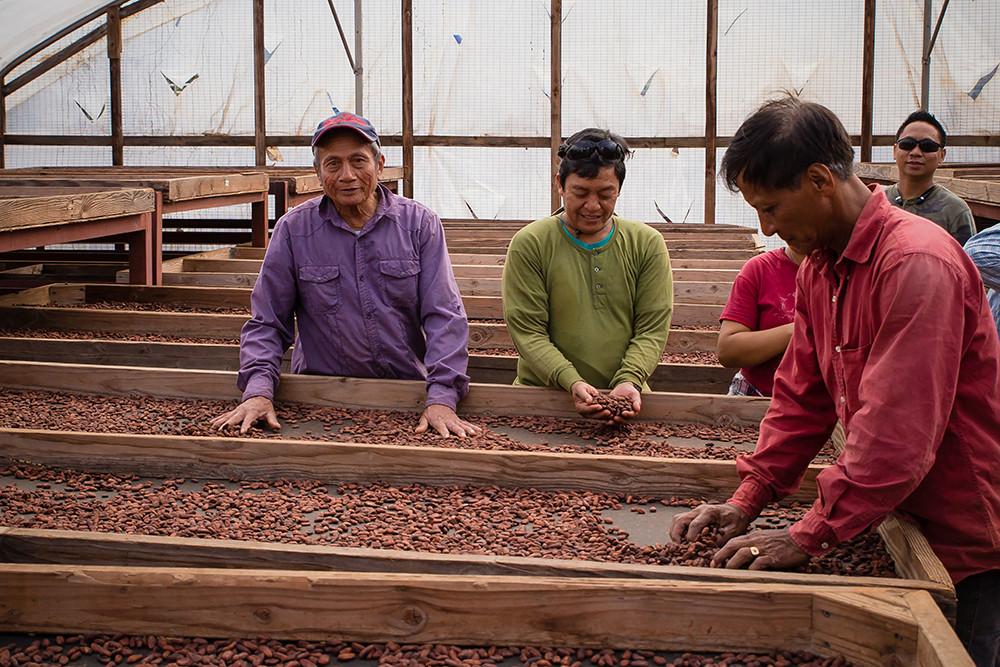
[501,129,673,423]
[886,110,975,245]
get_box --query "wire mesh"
[121,0,253,136]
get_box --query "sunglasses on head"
[896,137,943,153]
[563,138,625,161]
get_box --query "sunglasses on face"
[563,138,625,161]
[896,137,943,153]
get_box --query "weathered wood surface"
[0,360,767,426]
[0,171,269,203]
[0,527,951,600]
[0,429,794,501]
[0,187,155,232]
[0,304,719,354]
[182,257,741,283]
[0,564,966,666]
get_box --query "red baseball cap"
[311,111,381,148]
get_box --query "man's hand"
[415,404,482,438]
[669,502,752,546]
[607,382,642,423]
[571,381,611,420]
[209,396,281,435]
[710,527,810,571]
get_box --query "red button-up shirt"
[729,186,1000,584]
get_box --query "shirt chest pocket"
[297,265,341,313]
[378,259,420,307]
[839,343,871,415]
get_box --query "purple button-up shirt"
[238,185,471,409]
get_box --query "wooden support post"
[108,5,124,166]
[861,0,876,163]
[150,191,163,284]
[550,0,562,214]
[401,0,414,198]
[252,0,267,167]
[251,191,269,248]
[704,0,718,225]
[0,77,5,170]
[127,212,154,285]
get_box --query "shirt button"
[359,274,365,282]
[595,283,603,289]
[821,542,829,549]
[594,266,601,272]
[832,295,837,303]
[835,345,841,353]
[839,395,846,404]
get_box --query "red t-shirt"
[719,247,799,395]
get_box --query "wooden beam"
[401,0,414,198]
[550,0,562,213]
[107,6,124,166]
[0,360,769,426]
[0,428,806,501]
[861,0,876,163]
[253,0,267,166]
[0,564,962,666]
[0,188,155,231]
[0,79,6,170]
[0,527,951,601]
[705,0,718,225]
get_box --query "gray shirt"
[885,183,975,246]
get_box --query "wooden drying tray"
[441,217,759,233]
[855,162,1000,221]
[0,562,967,666]
[0,282,724,345]
[0,358,955,620]
[0,283,730,394]
[0,168,272,282]
[0,186,156,285]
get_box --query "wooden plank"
[0,337,726,393]
[0,361,769,426]
[550,0,562,213]
[252,0,266,166]
[856,163,1000,204]
[0,565,956,665]
[107,5,124,166]
[0,527,953,600]
[401,0,414,198]
[705,0,718,224]
[860,0,876,163]
[0,173,269,203]
[0,429,804,501]
[812,589,920,665]
[0,306,248,339]
[906,591,975,667]
[0,188,155,231]
[447,245,756,260]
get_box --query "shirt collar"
[813,184,887,274]
[319,183,397,232]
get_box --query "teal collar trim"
[559,218,616,251]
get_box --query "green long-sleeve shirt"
[501,215,673,391]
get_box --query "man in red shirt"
[670,97,1000,666]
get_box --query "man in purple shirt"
[211,112,479,438]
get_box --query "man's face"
[737,168,835,256]
[558,166,620,235]
[313,131,385,208]
[893,121,945,181]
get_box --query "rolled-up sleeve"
[787,254,964,556]
[727,275,838,521]
[237,220,298,401]
[417,210,470,410]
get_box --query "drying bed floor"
[0,388,769,460]
[1,463,894,578]
[0,635,854,667]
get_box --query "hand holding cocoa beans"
[669,502,751,546]
[209,395,281,434]
[570,381,612,421]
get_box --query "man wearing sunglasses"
[669,97,1000,666]
[501,128,673,424]
[887,110,975,245]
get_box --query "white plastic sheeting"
[0,0,114,73]
[3,0,998,230]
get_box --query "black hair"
[895,110,947,146]
[557,128,632,186]
[720,96,855,193]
